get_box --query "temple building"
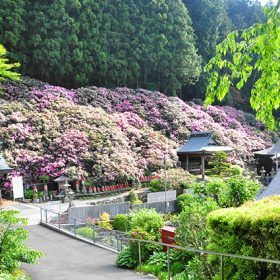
[177,132,233,178]
[255,139,280,173]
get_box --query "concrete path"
[3,202,152,279]
[257,171,280,200]
[23,225,152,280]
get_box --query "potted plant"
[33,191,39,203]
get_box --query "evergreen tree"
[0,0,201,95]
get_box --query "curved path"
[6,202,153,279]
[23,225,152,280]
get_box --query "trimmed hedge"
[207,196,280,280]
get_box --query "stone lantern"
[54,175,70,194]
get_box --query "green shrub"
[76,226,96,239]
[113,214,130,232]
[129,191,143,205]
[230,165,243,176]
[207,196,280,279]
[147,251,168,268]
[136,263,164,276]
[149,179,163,192]
[171,261,185,275]
[219,176,260,207]
[205,152,232,176]
[127,208,164,263]
[0,210,42,274]
[176,194,196,212]
[187,176,261,207]
[24,189,33,199]
[116,247,137,268]
[129,208,164,239]
[158,271,169,280]
[129,228,161,262]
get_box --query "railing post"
[167,246,171,280]
[58,213,61,229]
[92,224,96,243]
[45,209,48,223]
[138,240,142,273]
[120,238,123,252]
[40,207,42,222]
[116,234,120,252]
[73,218,77,235]
[220,255,224,280]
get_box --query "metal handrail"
[40,207,280,280]
[118,236,280,265]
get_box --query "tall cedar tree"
[0,0,201,95]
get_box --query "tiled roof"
[177,132,233,154]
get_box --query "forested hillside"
[0,78,276,183]
[0,0,264,100]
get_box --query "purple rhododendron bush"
[0,78,277,183]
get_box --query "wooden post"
[202,154,205,180]
[186,155,189,171]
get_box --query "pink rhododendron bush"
[0,78,276,183]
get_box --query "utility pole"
[164,151,167,214]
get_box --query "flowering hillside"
[0,78,276,183]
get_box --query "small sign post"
[12,176,24,200]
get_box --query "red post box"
[161,226,176,252]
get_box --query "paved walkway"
[257,171,280,200]
[3,202,152,279]
[22,226,151,280]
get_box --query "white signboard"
[147,190,176,203]
[12,176,24,199]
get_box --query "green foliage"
[205,152,232,176]
[0,0,201,95]
[0,45,20,86]
[23,189,33,199]
[188,176,261,207]
[176,197,218,250]
[0,210,42,274]
[205,3,280,129]
[171,261,185,274]
[207,196,280,279]
[0,271,30,280]
[116,247,137,268]
[136,263,165,276]
[220,176,260,207]
[147,251,168,269]
[39,175,50,183]
[129,228,161,262]
[128,208,164,262]
[129,191,143,205]
[76,226,96,239]
[149,179,163,192]
[176,193,195,212]
[230,164,243,176]
[113,214,130,232]
[129,208,164,239]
